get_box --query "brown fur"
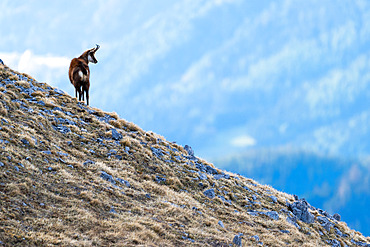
[68,45,99,105]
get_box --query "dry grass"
[0,64,369,246]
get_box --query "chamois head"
[87,44,100,64]
[79,44,100,64]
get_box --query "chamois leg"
[77,87,82,102]
[83,84,89,105]
[86,89,89,106]
[81,88,85,102]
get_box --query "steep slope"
[0,62,369,246]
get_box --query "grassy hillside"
[0,62,369,246]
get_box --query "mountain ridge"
[0,61,369,246]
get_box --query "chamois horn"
[94,44,100,52]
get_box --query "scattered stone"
[110,208,117,214]
[21,138,30,145]
[203,189,215,199]
[326,239,341,247]
[53,88,65,95]
[116,178,130,187]
[287,198,314,224]
[286,216,301,229]
[334,227,344,237]
[57,151,68,157]
[53,125,71,134]
[151,147,164,158]
[233,234,242,246]
[111,129,122,141]
[248,210,279,220]
[270,196,277,203]
[218,220,224,228]
[280,230,290,234]
[0,162,4,167]
[218,195,232,204]
[196,162,218,175]
[199,173,207,180]
[100,171,115,184]
[213,173,230,180]
[333,213,341,221]
[184,144,194,156]
[83,160,95,165]
[155,175,166,184]
[317,216,333,232]
[264,211,279,220]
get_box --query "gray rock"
[21,139,29,145]
[184,144,194,156]
[151,147,164,158]
[265,211,279,220]
[218,195,232,204]
[287,199,314,224]
[155,175,166,183]
[83,160,95,165]
[326,239,341,247]
[203,189,215,199]
[233,234,242,246]
[213,173,230,180]
[218,220,224,228]
[111,129,122,140]
[53,125,71,134]
[317,216,333,232]
[195,162,218,175]
[199,173,207,180]
[333,213,341,221]
[286,216,301,229]
[116,178,130,187]
[100,171,115,184]
[270,196,277,203]
[334,227,344,237]
[54,88,65,95]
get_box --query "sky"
[1,0,370,161]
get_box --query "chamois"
[69,44,100,105]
